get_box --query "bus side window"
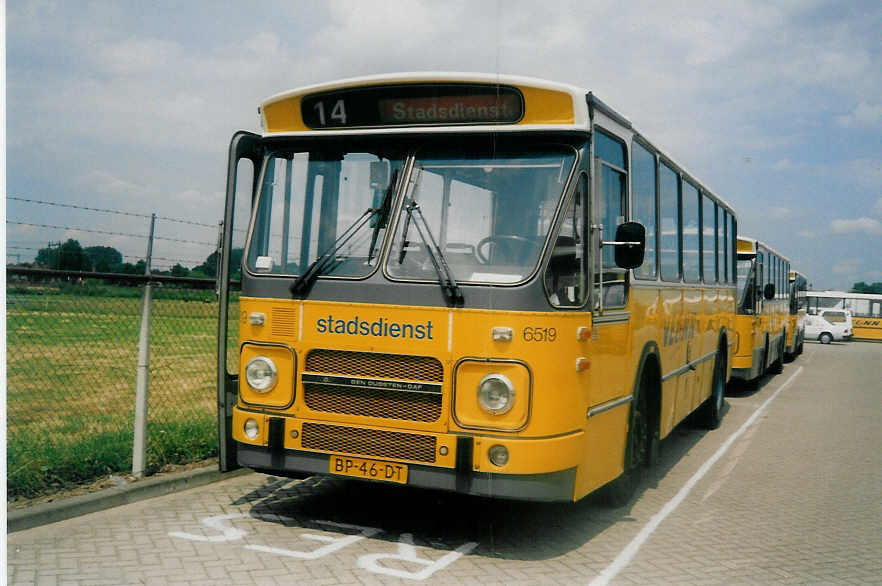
[659,162,680,282]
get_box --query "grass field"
[6,287,239,498]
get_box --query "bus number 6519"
[523,327,557,342]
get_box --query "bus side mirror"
[764,283,775,300]
[613,222,646,270]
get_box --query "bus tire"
[819,332,833,344]
[784,332,796,362]
[759,336,770,376]
[699,345,726,430]
[770,334,784,374]
[600,373,651,508]
[797,334,804,355]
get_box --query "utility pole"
[47,241,61,269]
[132,214,156,477]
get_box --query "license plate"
[329,455,408,484]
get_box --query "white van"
[804,311,852,343]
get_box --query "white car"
[804,312,851,344]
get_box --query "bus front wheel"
[600,375,651,507]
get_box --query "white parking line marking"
[701,417,760,502]
[590,366,804,586]
[245,521,380,559]
[357,532,478,581]
[168,513,250,542]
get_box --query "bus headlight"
[477,374,515,415]
[245,356,278,392]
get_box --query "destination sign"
[301,84,524,129]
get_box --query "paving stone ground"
[8,342,881,585]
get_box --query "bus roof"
[737,236,790,263]
[806,290,882,300]
[259,72,594,135]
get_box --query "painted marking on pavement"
[590,366,804,586]
[169,514,476,581]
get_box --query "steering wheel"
[476,235,536,264]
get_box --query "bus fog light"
[245,356,278,392]
[477,373,515,415]
[488,445,509,467]
[244,418,260,439]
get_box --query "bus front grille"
[305,349,443,381]
[301,422,437,463]
[304,384,442,421]
[303,349,444,422]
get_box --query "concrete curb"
[7,466,252,533]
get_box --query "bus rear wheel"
[769,335,785,374]
[600,375,650,507]
[698,348,725,429]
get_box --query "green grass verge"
[6,287,240,499]
[8,417,217,497]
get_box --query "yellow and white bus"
[805,291,882,341]
[732,237,791,381]
[785,270,808,360]
[216,73,738,503]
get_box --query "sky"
[4,0,881,289]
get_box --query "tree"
[193,248,243,278]
[36,239,92,271]
[851,281,882,294]
[171,263,190,277]
[117,260,147,275]
[84,246,123,272]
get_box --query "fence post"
[132,213,156,477]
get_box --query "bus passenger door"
[589,158,630,408]
[217,131,263,472]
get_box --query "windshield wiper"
[400,198,464,306]
[367,169,398,264]
[290,207,376,298]
[292,169,400,298]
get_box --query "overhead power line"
[6,221,215,246]
[8,196,218,228]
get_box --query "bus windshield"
[736,258,754,311]
[387,145,576,284]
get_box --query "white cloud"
[832,260,859,275]
[77,170,155,198]
[830,217,882,236]
[92,37,183,76]
[768,206,792,220]
[772,158,806,172]
[846,159,882,191]
[836,102,882,129]
[6,0,881,285]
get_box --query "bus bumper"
[237,443,576,502]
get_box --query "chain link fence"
[6,268,238,499]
